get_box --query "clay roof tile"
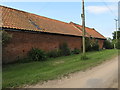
[1,5,106,39]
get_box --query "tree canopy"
[112,31,120,40]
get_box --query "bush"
[115,39,120,49]
[103,40,114,49]
[85,38,92,51]
[47,42,72,58]
[47,49,61,58]
[92,42,99,51]
[85,38,99,51]
[72,48,80,54]
[59,42,71,56]
[2,31,12,45]
[28,48,47,61]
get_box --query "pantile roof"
[70,22,106,39]
[1,5,106,39]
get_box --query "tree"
[103,38,113,49]
[112,39,120,49]
[112,31,120,49]
[85,38,99,51]
[112,31,120,40]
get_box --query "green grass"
[3,49,118,88]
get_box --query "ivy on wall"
[2,31,12,45]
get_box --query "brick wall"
[98,39,104,49]
[2,30,105,63]
[3,30,82,63]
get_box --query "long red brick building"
[1,5,106,63]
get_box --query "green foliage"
[46,43,72,58]
[47,49,61,58]
[24,42,71,62]
[85,38,99,51]
[85,38,91,51]
[103,39,114,49]
[59,42,71,56]
[28,48,47,61]
[116,39,120,49]
[2,31,12,45]
[92,42,99,51]
[113,39,120,49]
[3,49,118,88]
[112,31,120,49]
[72,48,80,54]
[112,31,120,40]
[80,54,89,60]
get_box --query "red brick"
[3,31,82,63]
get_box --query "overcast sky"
[1,1,119,38]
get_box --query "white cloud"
[86,5,117,14]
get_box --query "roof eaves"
[91,28,106,39]
[2,27,82,37]
[70,22,106,39]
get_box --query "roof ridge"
[1,5,106,39]
[69,22,91,37]
[70,22,106,39]
[0,5,27,14]
[1,5,69,25]
[90,28,106,39]
[29,13,69,25]
[70,22,93,30]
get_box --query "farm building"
[1,5,106,63]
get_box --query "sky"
[1,1,119,38]
[118,1,120,28]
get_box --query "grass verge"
[3,49,118,88]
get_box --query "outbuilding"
[1,6,106,63]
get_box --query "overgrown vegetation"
[112,31,120,40]
[103,38,114,49]
[28,48,47,61]
[112,31,120,49]
[113,39,120,49]
[3,49,118,88]
[59,42,71,56]
[6,41,101,64]
[47,49,61,58]
[80,54,89,60]
[85,38,99,51]
[72,48,80,54]
[2,31,12,45]
[27,43,80,61]
[116,39,120,49]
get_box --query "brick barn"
[1,6,106,63]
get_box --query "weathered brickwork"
[2,30,105,63]
[2,30,82,63]
[98,39,104,49]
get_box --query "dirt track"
[27,56,118,88]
